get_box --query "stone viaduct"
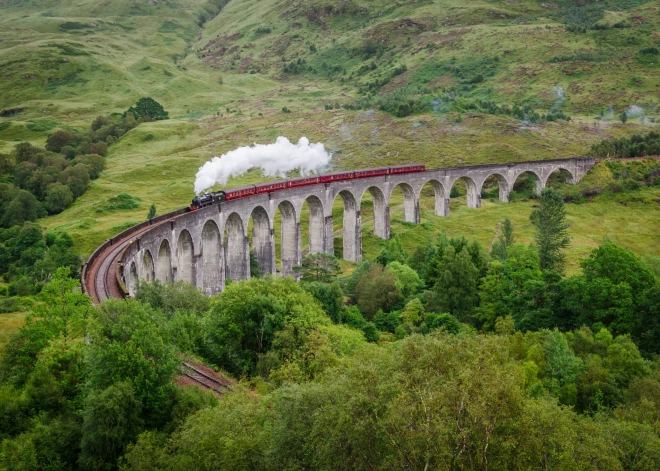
[120,158,594,296]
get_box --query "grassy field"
[0,312,27,348]
[362,186,660,275]
[0,0,658,261]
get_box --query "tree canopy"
[124,97,169,121]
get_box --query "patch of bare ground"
[199,32,240,68]
[367,17,437,46]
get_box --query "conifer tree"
[491,217,515,260]
[433,246,480,320]
[147,203,156,221]
[530,188,570,274]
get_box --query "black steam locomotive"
[190,191,226,210]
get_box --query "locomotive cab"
[214,191,226,202]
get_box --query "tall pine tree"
[530,188,570,274]
[491,217,515,261]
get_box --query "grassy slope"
[367,187,660,275]
[0,312,27,348]
[0,0,658,262]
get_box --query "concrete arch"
[544,166,576,187]
[201,220,223,295]
[480,173,510,203]
[360,185,389,239]
[334,189,361,262]
[511,170,543,196]
[303,195,326,256]
[128,262,138,297]
[156,239,172,283]
[420,179,449,217]
[450,176,481,209]
[250,206,274,276]
[390,182,419,223]
[177,229,195,285]
[225,212,249,282]
[278,200,300,277]
[142,250,155,283]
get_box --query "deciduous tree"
[354,264,401,320]
[293,253,341,282]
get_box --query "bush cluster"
[0,98,167,220]
[591,131,660,158]
[338,87,571,121]
[454,98,571,123]
[0,223,80,297]
[558,160,660,202]
[0,143,99,222]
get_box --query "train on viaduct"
[82,157,595,302]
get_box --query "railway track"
[82,214,235,395]
[83,211,186,304]
[181,361,234,394]
[89,224,153,303]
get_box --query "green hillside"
[0,0,659,256]
[3,3,660,468]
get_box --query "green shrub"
[96,193,141,213]
[591,131,660,158]
[254,26,271,35]
[124,97,169,121]
[59,21,88,31]
[548,52,611,63]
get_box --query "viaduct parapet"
[119,157,594,296]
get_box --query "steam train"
[190,164,425,210]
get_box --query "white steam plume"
[625,105,657,125]
[626,105,645,118]
[194,137,332,194]
[551,86,565,100]
[551,86,565,113]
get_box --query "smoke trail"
[626,104,645,120]
[194,137,332,194]
[551,86,565,112]
[625,105,657,125]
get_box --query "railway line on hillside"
[83,158,600,304]
[82,209,186,304]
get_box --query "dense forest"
[0,99,167,223]
[1,186,660,470]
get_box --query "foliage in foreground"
[1,250,660,470]
[0,223,80,301]
[121,332,660,471]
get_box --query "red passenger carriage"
[190,164,425,210]
[320,171,355,183]
[255,180,288,194]
[354,167,390,178]
[288,176,321,188]
[390,164,425,174]
[225,185,256,201]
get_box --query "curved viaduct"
[83,157,594,301]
